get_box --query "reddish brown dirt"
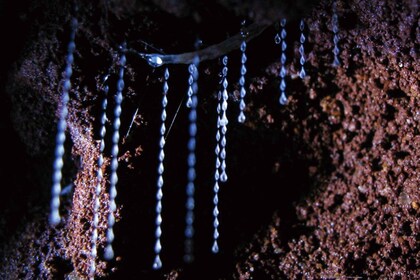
[0,0,418,279]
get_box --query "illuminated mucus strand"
[104,44,127,261]
[298,19,306,78]
[152,68,170,270]
[275,19,288,105]
[184,55,199,263]
[238,21,248,123]
[212,90,222,253]
[219,56,229,183]
[186,62,194,108]
[89,74,110,279]
[332,1,340,66]
[212,55,229,254]
[50,17,78,226]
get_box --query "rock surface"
[0,0,418,279]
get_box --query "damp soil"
[0,0,418,279]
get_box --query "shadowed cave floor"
[0,0,419,279]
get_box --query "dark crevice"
[387,88,408,99]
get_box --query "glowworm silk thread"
[212,92,222,253]
[238,21,248,123]
[275,19,288,105]
[184,55,199,263]
[89,74,110,279]
[152,68,169,270]
[212,55,230,253]
[104,44,127,261]
[219,56,229,183]
[50,17,78,226]
[332,1,340,66]
[298,19,306,79]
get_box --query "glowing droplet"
[152,256,162,270]
[143,54,163,67]
[274,34,281,44]
[50,17,78,226]
[104,245,114,261]
[279,91,288,105]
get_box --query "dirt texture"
[0,0,418,279]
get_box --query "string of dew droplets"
[275,18,288,105]
[184,55,199,263]
[104,44,127,261]
[212,55,229,253]
[50,17,78,226]
[186,62,194,108]
[212,90,222,253]
[152,67,169,270]
[238,20,247,123]
[219,56,229,183]
[332,1,340,66]
[89,74,110,279]
[298,19,306,79]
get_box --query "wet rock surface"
[0,0,418,279]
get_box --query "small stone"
[398,192,411,205]
[358,185,368,193]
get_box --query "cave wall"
[0,0,418,279]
